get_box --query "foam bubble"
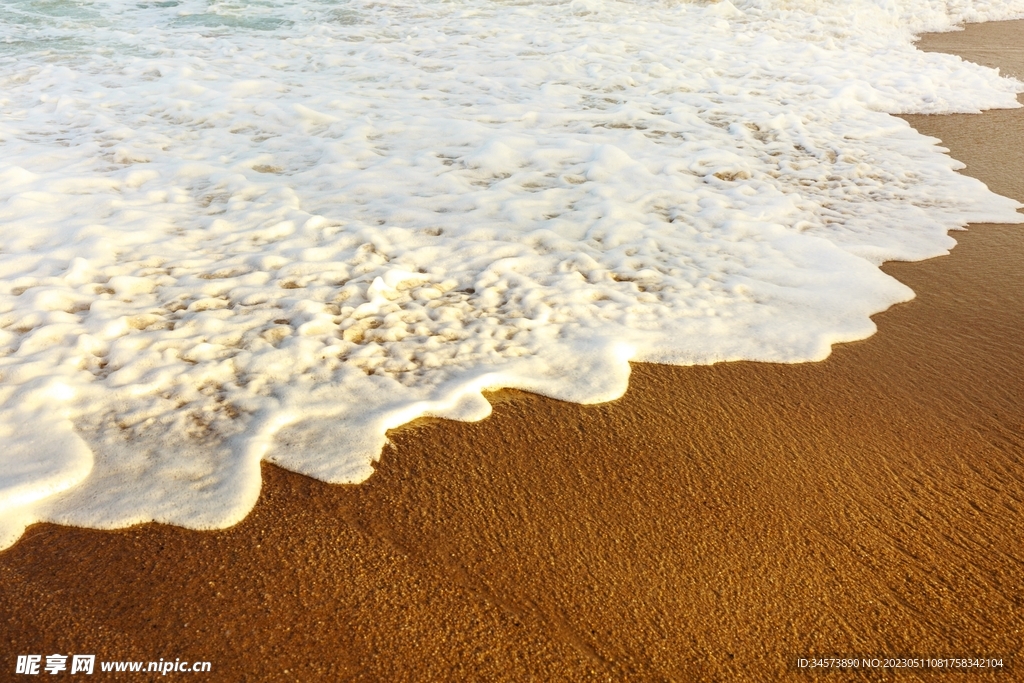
[1,0,1023,548]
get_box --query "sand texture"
[2,20,1023,683]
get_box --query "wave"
[1,0,1022,548]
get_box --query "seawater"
[1,0,1023,548]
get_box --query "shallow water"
[1,0,1023,548]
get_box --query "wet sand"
[2,20,1023,683]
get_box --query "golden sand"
[2,20,1022,683]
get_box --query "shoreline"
[2,20,1024,682]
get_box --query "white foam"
[1,0,1023,548]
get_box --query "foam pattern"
[1,0,1023,547]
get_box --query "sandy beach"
[2,18,1023,683]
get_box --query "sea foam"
[1,0,1023,548]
